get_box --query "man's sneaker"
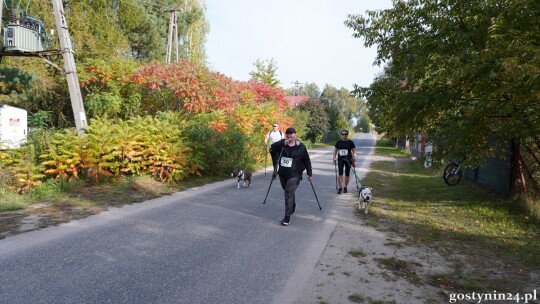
[281,216,290,226]
[344,187,348,193]
[337,188,342,194]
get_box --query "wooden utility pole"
[165,9,180,63]
[51,0,87,135]
[0,1,3,37]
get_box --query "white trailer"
[0,104,28,149]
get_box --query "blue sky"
[204,0,393,91]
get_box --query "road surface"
[0,133,376,304]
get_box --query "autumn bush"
[1,60,298,194]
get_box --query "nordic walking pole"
[262,172,275,204]
[264,145,267,175]
[334,161,338,191]
[308,178,322,210]
[262,148,283,204]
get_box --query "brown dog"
[231,169,252,188]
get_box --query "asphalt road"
[0,133,376,304]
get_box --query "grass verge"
[359,140,540,294]
[0,174,227,238]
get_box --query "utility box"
[0,104,28,149]
[3,23,45,52]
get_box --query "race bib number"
[338,149,348,156]
[280,157,293,168]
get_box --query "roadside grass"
[358,141,540,294]
[0,173,227,237]
[375,257,423,285]
[373,139,411,158]
[348,248,367,258]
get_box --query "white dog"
[358,186,373,214]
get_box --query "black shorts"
[337,158,352,176]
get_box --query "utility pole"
[0,1,3,39]
[165,9,180,63]
[51,0,87,135]
[292,80,300,106]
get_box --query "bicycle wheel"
[443,163,462,185]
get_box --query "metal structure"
[3,10,48,52]
[0,0,88,135]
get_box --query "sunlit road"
[0,133,376,304]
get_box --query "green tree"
[117,1,165,61]
[320,85,363,131]
[249,58,280,87]
[0,66,35,105]
[298,98,329,143]
[178,0,210,65]
[300,82,321,99]
[346,0,539,163]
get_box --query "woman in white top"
[265,123,285,177]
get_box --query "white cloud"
[205,0,393,90]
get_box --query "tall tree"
[346,0,540,163]
[298,98,329,143]
[117,1,164,61]
[249,58,280,87]
[321,85,363,129]
[178,0,209,65]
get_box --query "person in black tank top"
[332,130,356,194]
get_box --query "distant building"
[284,96,309,109]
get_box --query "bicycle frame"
[443,161,462,185]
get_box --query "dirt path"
[295,191,449,304]
[295,153,540,304]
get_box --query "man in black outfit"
[270,127,313,226]
[333,129,356,194]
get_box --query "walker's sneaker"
[343,187,348,193]
[337,188,342,194]
[281,216,290,226]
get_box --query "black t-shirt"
[335,140,356,160]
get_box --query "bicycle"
[443,160,462,185]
